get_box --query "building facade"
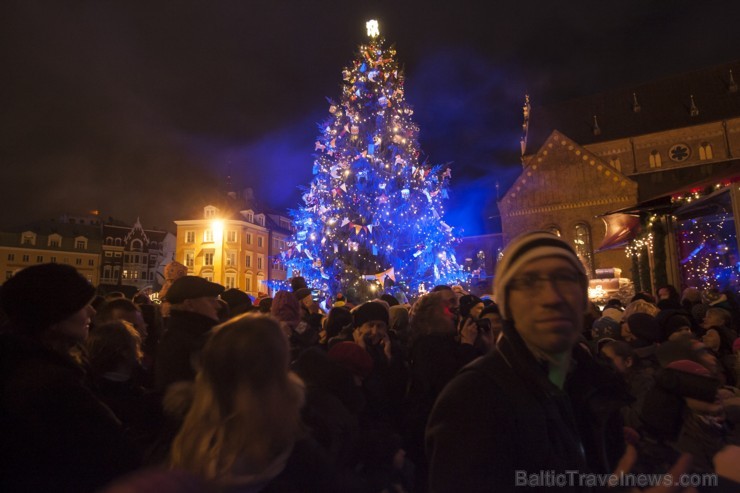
[99,218,176,294]
[501,60,740,295]
[0,216,102,285]
[175,205,278,296]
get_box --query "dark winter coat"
[154,309,218,391]
[426,322,628,493]
[0,332,138,493]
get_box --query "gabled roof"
[500,130,636,213]
[525,60,740,153]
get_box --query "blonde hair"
[169,313,305,483]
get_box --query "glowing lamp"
[366,20,380,38]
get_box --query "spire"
[520,93,531,161]
[729,69,738,93]
[632,92,641,113]
[689,94,699,117]
[592,115,601,136]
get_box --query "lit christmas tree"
[283,20,462,299]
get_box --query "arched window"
[573,223,593,276]
[115,238,122,246]
[103,265,111,279]
[131,239,143,251]
[649,150,662,168]
[699,142,713,160]
[105,237,114,245]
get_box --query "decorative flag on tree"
[283,20,463,299]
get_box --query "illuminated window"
[649,150,662,168]
[573,223,593,275]
[204,229,214,242]
[204,206,218,218]
[699,142,713,160]
[226,251,236,267]
[122,270,128,279]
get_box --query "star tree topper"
[366,19,380,38]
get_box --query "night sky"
[2,1,739,235]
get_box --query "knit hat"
[591,316,621,341]
[380,293,399,307]
[294,287,312,302]
[328,341,374,378]
[0,263,96,333]
[494,231,587,320]
[602,307,624,323]
[352,301,389,328]
[220,288,252,310]
[290,276,308,292]
[163,276,224,304]
[333,293,347,307]
[666,360,712,377]
[626,312,662,344]
[459,294,483,318]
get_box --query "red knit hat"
[666,359,712,377]
[328,342,374,378]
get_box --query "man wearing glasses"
[426,231,629,492]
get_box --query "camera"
[475,318,491,332]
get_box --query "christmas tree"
[283,20,462,299]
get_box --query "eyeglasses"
[508,271,584,293]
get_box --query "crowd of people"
[1,231,740,492]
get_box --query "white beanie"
[494,231,587,320]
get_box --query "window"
[75,237,88,249]
[699,142,713,160]
[105,251,113,257]
[245,254,251,268]
[185,231,196,243]
[131,239,142,251]
[257,237,263,248]
[255,214,265,226]
[573,223,593,276]
[245,275,252,292]
[104,266,111,279]
[75,258,82,265]
[36,255,43,263]
[149,272,154,280]
[226,251,236,267]
[7,253,14,261]
[114,238,122,246]
[21,232,36,246]
[185,251,194,268]
[227,230,237,243]
[6,271,12,280]
[88,259,94,266]
[113,266,120,279]
[49,239,60,248]
[22,255,29,262]
[122,270,129,279]
[245,211,254,223]
[649,150,662,168]
[105,237,113,245]
[204,206,218,218]
[204,229,214,242]
[225,274,236,290]
[125,254,130,263]
[246,233,252,245]
[203,274,214,282]
[257,256,263,270]
[114,252,121,258]
[204,253,214,266]
[50,256,57,263]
